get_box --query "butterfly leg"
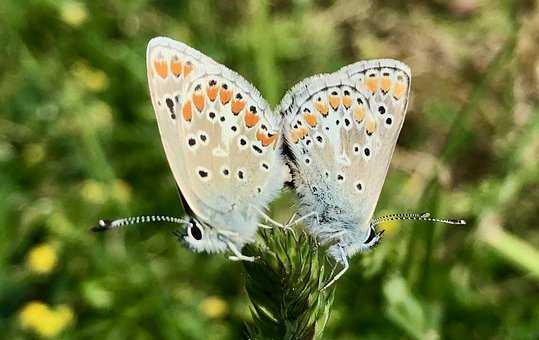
[257,223,273,229]
[251,205,295,235]
[286,212,297,226]
[321,245,349,291]
[218,229,241,238]
[284,211,320,230]
[226,241,257,262]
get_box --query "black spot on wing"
[166,98,175,118]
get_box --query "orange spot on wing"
[231,98,245,115]
[170,58,182,77]
[298,127,308,139]
[393,83,407,99]
[342,96,352,109]
[304,113,318,127]
[290,126,309,143]
[366,77,379,93]
[329,96,341,110]
[220,88,232,105]
[289,127,307,143]
[256,130,278,147]
[381,76,391,93]
[183,61,193,77]
[366,117,376,135]
[207,86,218,102]
[314,101,329,117]
[193,93,205,112]
[182,100,193,121]
[354,106,365,122]
[244,110,260,128]
[289,130,300,144]
[154,60,168,79]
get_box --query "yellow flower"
[71,61,109,92]
[60,1,88,27]
[112,179,132,203]
[80,179,106,204]
[27,243,57,274]
[199,296,228,319]
[87,101,113,130]
[19,301,74,338]
[19,301,49,329]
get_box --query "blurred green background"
[1,0,539,339]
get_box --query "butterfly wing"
[280,60,411,234]
[146,37,286,243]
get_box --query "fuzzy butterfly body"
[280,60,411,265]
[147,37,287,257]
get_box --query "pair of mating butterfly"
[94,37,464,289]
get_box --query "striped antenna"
[91,215,189,232]
[371,212,466,228]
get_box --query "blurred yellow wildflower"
[199,296,228,319]
[87,101,113,130]
[19,301,74,338]
[80,179,106,204]
[60,1,88,27]
[71,61,109,92]
[27,243,57,274]
[80,179,131,204]
[112,179,132,203]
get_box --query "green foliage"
[1,0,539,339]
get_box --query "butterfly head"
[175,217,228,254]
[362,224,385,249]
[328,224,385,262]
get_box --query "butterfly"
[93,37,291,261]
[93,37,464,274]
[279,60,465,288]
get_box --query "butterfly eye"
[363,226,377,244]
[188,221,204,241]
